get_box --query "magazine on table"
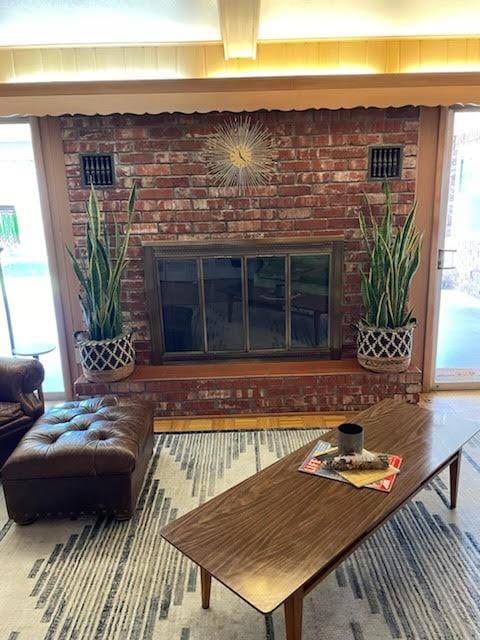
[298,439,403,493]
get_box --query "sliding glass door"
[0,122,65,396]
[435,111,480,386]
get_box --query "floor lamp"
[0,247,15,354]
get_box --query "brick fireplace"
[63,106,422,415]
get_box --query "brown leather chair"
[0,356,45,467]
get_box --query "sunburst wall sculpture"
[206,116,275,194]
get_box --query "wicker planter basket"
[75,331,135,382]
[356,321,416,373]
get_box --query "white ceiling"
[1,0,480,48]
[259,0,480,40]
[0,0,220,47]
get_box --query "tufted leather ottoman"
[1,396,154,524]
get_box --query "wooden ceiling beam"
[218,0,260,60]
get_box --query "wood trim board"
[35,116,83,395]
[75,359,420,382]
[410,107,441,370]
[1,72,480,117]
[422,107,455,390]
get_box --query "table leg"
[284,589,303,640]
[200,567,212,609]
[31,354,45,405]
[449,451,462,509]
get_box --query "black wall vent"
[368,146,402,180]
[81,154,114,187]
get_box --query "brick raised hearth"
[74,360,421,417]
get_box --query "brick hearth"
[74,360,421,417]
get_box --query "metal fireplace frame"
[144,236,344,363]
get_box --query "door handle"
[437,249,457,270]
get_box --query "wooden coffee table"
[161,399,480,640]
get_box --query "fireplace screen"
[144,238,343,361]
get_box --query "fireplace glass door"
[290,254,330,348]
[159,259,203,352]
[247,256,286,350]
[204,257,244,351]
[145,239,343,361]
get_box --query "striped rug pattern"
[0,428,479,640]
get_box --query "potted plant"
[67,184,137,382]
[357,183,422,373]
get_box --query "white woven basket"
[76,331,135,382]
[356,321,415,373]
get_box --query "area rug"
[0,428,479,640]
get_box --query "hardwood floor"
[154,390,480,432]
[419,390,480,419]
[154,412,347,432]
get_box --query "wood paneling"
[399,40,420,71]
[385,40,400,73]
[1,37,480,86]
[0,50,13,81]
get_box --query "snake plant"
[358,182,422,329]
[67,184,137,341]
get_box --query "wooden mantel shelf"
[76,358,420,384]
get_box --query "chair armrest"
[0,356,45,419]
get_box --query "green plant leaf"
[358,184,421,330]
[65,184,137,340]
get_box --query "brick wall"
[60,107,419,363]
